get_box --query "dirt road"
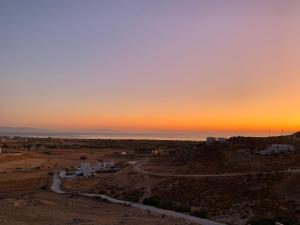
[134,158,300,178]
[51,174,226,225]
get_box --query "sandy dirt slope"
[0,191,192,225]
[0,158,46,171]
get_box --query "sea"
[0,130,291,141]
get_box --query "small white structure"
[94,160,115,172]
[59,170,67,178]
[79,163,96,177]
[127,161,137,165]
[152,149,160,155]
[121,151,127,156]
[259,144,295,156]
[60,161,118,178]
[206,137,227,145]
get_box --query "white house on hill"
[94,161,115,172]
[78,161,116,177]
[79,163,96,177]
[259,144,295,156]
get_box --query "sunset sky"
[1,0,300,132]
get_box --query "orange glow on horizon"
[8,110,299,133]
[1,1,300,133]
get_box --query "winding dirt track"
[50,160,300,225]
[133,158,300,178]
[51,174,226,225]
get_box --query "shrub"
[191,209,208,218]
[143,197,190,213]
[172,204,191,213]
[143,196,161,207]
[40,185,47,190]
[126,191,143,203]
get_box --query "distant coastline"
[0,130,291,141]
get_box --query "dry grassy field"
[0,191,191,225]
[0,136,300,225]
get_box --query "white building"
[79,161,116,177]
[59,170,67,178]
[152,149,160,155]
[259,144,295,156]
[127,161,137,165]
[60,161,117,178]
[206,137,227,145]
[94,160,115,172]
[79,163,95,177]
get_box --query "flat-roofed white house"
[60,161,118,178]
[79,161,116,177]
[259,144,295,156]
[94,160,115,172]
[79,163,96,177]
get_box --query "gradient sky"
[1,0,300,132]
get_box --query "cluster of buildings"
[259,144,296,156]
[60,160,119,178]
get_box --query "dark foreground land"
[0,134,300,225]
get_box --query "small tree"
[80,156,87,160]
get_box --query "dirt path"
[134,158,300,178]
[51,174,226,225]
